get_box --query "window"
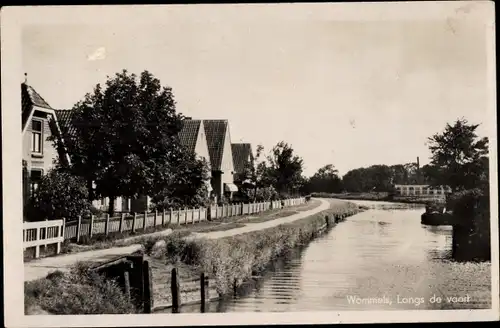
[31,120,43,154]
[30,169,43,196]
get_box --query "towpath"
[24,198,336,282]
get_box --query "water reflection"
[179,201,491,313]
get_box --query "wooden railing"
[23,219,64,258]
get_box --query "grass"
[24,263,137,315]
[144,200,361,306]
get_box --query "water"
[180,200,492,313]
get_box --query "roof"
[22,83,54,129]
[178,119,202,153]
[203,120,229,171]
[54,109,76,137]
[231,143,253,175]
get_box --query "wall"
[23,112,59,174]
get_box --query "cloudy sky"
[21,3,493,176]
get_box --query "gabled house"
[21,82,69,209]
[231,143,254,185]
[203,120,238,202]
[179,118,213,194]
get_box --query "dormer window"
[31,119,43,155]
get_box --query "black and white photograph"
[2,2,498,326]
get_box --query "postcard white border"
[2,2,498,326]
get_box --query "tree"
[427,118,489,191]
[261,141,305,196]
[53,70,207,215]
[235,144,265,201]
[25,169,91,222]
[307,164,343,193]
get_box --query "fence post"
[76,215,82,243]
[143,212,147,230]
[61,217,66,240]
[34,225,41,258]
[162,210,166,226]
[191,208,195,224]
[222,204,225,218]
[104,214,110,235]
[132,213,137,232]
[120,213,125,233]
[143,261,153,313]
[89,215,95,239]
[198,207,202,222]
[154,210,158,226]
[169,208,173,225]
[171,268,180,313]
[200,272,207,313]
[123,270,131,303]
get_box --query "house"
[130,118,214,212]
[179,118,213,194]
[54,109,130,214]
[394,184,452,197]
[21,82,69,210]
[231,143,254,185]
[203,120,238,202]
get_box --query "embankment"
[149,200,363,311]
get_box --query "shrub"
[25,265,136,314]
[247,186,279,202]
[24,169,91,221]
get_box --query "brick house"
[21,83,70,205]
[203,120,238,202]
[231,143,254,185]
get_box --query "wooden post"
[89,215,95,239]
[169,208,173,225]
[171,268,180,313]
[191,208,195,224]
[61,217,66,239]
[76,215,82,243]
[198,207,202,222]
[162,210,166,226]
[34,226,41,258]
[154,210,158,226]
[123,270,131,303]
[143,261,153,313]
[143,211,147,230]
[132,213,137,232]
[120,213,125,233]
[200,272,207,313]
[222,204,225,218]
[104,214,110,235]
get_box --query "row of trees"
[303,118,489,196]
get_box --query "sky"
[21,4,493,177]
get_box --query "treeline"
[304,118,489,196]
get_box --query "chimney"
[416,157,421,184]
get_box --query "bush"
[447,188,489,222]
[25,265,136,314]
[24,169,91,221]
[247,186,279,202]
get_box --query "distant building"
[394,184,452,197]
[203,120,238,202]
[231,143,254,184]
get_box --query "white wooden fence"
[24,197,306,258]
[23,219,64,258]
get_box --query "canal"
[180,200,491,312]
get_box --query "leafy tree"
[307,164,343,193]
[53,70,207,215]
[235,144,265,201]
[247,186,279,202]
[261,141,305,196]
[25,169,91,222]
[427,118,489,191]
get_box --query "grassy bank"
[146,200,361,308]
[25,263,137,315]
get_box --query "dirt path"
[187,198,330,240]
[24,199,331,282]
